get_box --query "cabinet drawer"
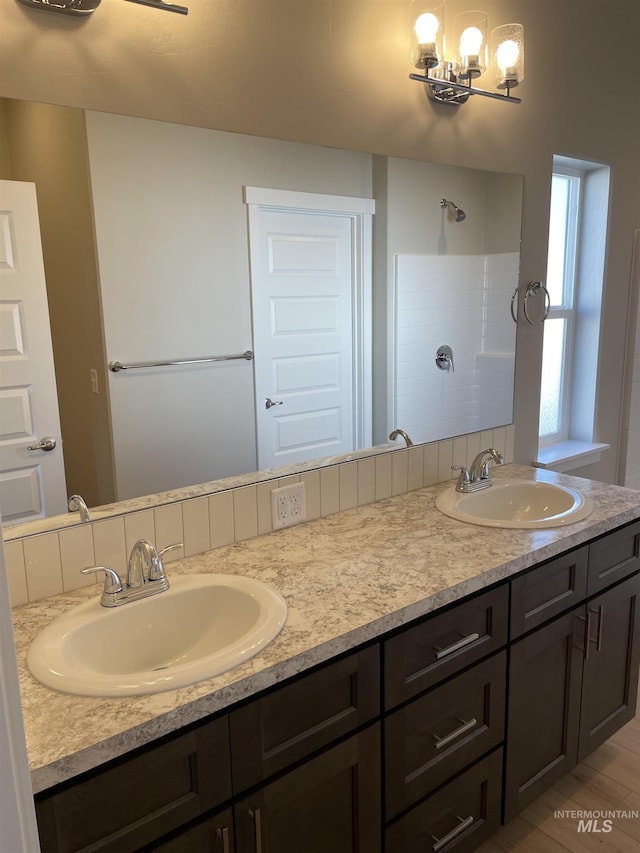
[230,645,379,792]
[35,716,231,853]
[384,585,508,708]
[511,546,588,639]
[385,748,503,853]
[588,520,640,595]
[385,651,506,819]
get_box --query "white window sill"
[534,440,610,473]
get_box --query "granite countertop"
[11,464,640,795]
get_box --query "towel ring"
[523,281,551,325]
[512,281,551,325]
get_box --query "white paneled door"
[0,181,67,524]
[247,191,373,469]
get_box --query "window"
[539,170,580,443]
[537,157,610,471]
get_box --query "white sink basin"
[435,479,593,529]
[27,574,287,697]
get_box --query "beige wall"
[0,100,115,507]
[1,0,639,483]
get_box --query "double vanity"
[11,463,640,852]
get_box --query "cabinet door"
[504,608,584,822]
[235,725,381,853]
[385,651,506,819]
[579,573,640,760]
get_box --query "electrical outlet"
[271,482,306,530]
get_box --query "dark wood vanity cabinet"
[35,649,381,853]
[33,520,640,853]
[504,540,640,820]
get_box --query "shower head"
[440,198,466,222]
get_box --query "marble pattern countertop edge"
[11,464,640,794]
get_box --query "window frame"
[538,167,583,447]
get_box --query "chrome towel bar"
[109,351,254,372]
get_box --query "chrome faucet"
[389,429,414,447]
[68,494,91,522]
[452,448,504,493]
[81,539,183,607]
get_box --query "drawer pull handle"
[433,717,478,750]
[249,808,263,853]
[216,826,230,853]
[434,632,480,660]
[432,815,475,851]
[579,610,593,660]
[592,605,604,652]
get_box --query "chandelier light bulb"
[459,26,483,56]
[415,12,439,44]
[496,39,520,75]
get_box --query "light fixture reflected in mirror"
[16,0,188,14]
[16,0,101,15]
[409,4,524,105]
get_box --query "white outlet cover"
[271,483,306,530]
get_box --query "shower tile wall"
[394,253,518,444]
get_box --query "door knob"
[265,398,284,409]
[26,436,57,452]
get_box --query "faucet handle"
[452,465,471,490]
[81,565,123,595]
[150,542,184,580]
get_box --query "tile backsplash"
[4,426,514,607]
